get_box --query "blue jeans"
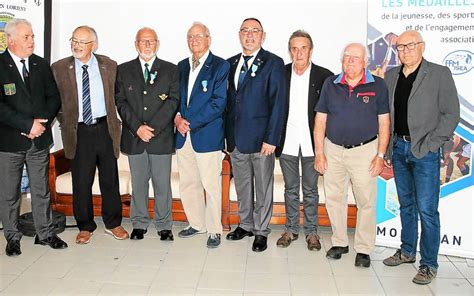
[392,137,440,270]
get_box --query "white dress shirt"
[282,64,314,157]
[8,49,28,82]
[233,48,260,89]
[187,50,209,104]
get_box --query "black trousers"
[71,120,122,232]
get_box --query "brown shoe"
[276,231,298,248]
[306,233,321,251]
[76,231,93,244]
[105,226,129,240]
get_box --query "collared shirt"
[394,63,421,136]
[139,55,156,81]
[315,69,390,146]
[233,48,260,89]
[282,64,313,157]
[187,50,209,104]
[75,54,106,122]
[8,49,28,82]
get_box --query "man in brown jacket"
[51,25,128,244]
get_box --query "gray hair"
[341,42,371,65]
[189,21,211,37]
[288,30,313,52]
[4,18,32,38]
[72,25,99,51]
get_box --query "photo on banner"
[367,0,473,259]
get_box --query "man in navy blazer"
[225,18,287,252]
[175,22,229,248]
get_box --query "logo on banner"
[443,50,473,75]
[0,14,14,54]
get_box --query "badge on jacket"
[159,93,168,101]
[4,83,16,95]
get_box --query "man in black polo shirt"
[314,43,390,268]
[382,30,459,285]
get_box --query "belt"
[79,116,107,126]
[335,136,377,149]
[396,134,411,142]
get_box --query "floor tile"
[151,267,202,289]
[289,274,338,295]
[204,252,247,272]
[49,279,103,295]
[244,272,290,293]
[245,256,288,274]
[98,282,149,295]
[328,251,377,276]
[22,257,76,278]
[428,278,474,295]
[120,249,166,267]
[107,265,159,286]
[372,260,417,278]
[0,274,17,292]
[2,275,61,295]
[334,275,385,295]
[198,270,245,291]
[436,261,465,278]
[378,276,431,295]
[65,262,116,282]
[453,261,474,278]
[148,285,195,295]
[196,289,243,295]
[161,251,207,269]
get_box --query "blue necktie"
[82,65,93,125]
[237,55,252,89]
[20,59,30,91]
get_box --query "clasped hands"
[22,118,47,139]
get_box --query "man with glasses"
[52,25,129,244]
[0,18,67,256]
[175,22,229,248]
[382,30,460,285]
[314,43,390,267]
[115,27,179,241]
[225,18,286,252]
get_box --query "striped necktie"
[237,55,252,89]
[20,59,30,91]
[82,65,93,125]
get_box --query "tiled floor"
[1,216,473,295]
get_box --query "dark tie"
[20,59,30,91]
[144,63,150,83]
[82,65,93,125]
[237,55,252,89]
[192,57,200,71]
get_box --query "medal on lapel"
[250,64,258,77]
[202,80,208,92]
[150,71,157,84]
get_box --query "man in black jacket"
[0,18,67,256]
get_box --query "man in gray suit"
[382,30,460,285]
[115,27,179,241]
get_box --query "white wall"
[51,0,367,74]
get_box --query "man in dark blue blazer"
[225,18,287,252]
[0,19,67,256]
[175,22,229,248]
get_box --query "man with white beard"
[115,27,179,241]
[52,26,129,244]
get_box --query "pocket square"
[159,94,168,101]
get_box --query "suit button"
[144,107,147,110]
[143,91,147,95]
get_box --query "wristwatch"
[377,152,385,159]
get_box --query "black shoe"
[5,239,21,256]
[326,246,349,259]
[355,253,371,267]
[130,229,147,240]
[226,226,254,241]
[252,235,268,252]
[34,234,68,249]
[158,230,174,241]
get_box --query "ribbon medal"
[202,80,208,92]
[250,64,258,77]
[150,71,157,84]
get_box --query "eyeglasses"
[69,38,94,46]
[239,27,263,34]
[396,41,424,52]
[137,39,157,46]
[187,34,208,40]
[342,54,363,62]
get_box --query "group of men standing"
[0,17,460,286]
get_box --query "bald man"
[382,30,459,285]
[115,27,179,241]
[314,43,390,268]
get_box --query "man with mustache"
[225,18,286,252]
[52,25,129,244]
[115,27,179,241]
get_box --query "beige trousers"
[323,138,378,254]
[177,136,222,234]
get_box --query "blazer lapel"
[238,48,266,91]
[408,59,428,102]
[229,55,240,93]
[189,52,213,104]
[149,58,161,86]
[2,51,30,97]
